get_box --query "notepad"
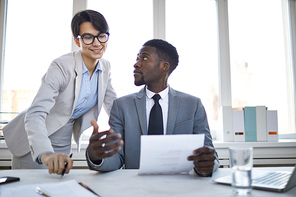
[1,179,100,196]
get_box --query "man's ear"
[74,37,81,48]
[161,61,170,73]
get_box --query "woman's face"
[74,22,108,65]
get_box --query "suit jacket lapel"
[167,87,179,135]
[135,88,147,135]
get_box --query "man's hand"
[187,146,216,175]
[41,153,73,175]
[87,119,123,164]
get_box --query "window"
[1,0,295,138]
[2,0,72,119]
[87,0,153,132]
[228,0,295,134]
[166,0,219,132]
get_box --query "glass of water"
[229,147,253,195]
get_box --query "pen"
[79,182,101,197]
[35,186,53,197]
[61,153,73,177]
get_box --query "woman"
[3,10,116,175]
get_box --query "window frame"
[0,0,7,111]
[0,0,295,138]
[288,0,296,138]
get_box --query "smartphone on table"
[0,176,20,184]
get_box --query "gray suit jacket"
[88,87,219,172]
[3,50,117,162]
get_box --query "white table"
[0,167,295,197]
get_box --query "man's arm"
[86,120,124,172]
[187,98,220,176]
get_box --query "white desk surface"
[0,167,295,197]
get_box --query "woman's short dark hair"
[71,10,109,38]
[143,39,179,75]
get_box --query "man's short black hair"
[71,10,109,38]
[143,39,179,75]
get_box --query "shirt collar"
[146,85,169,100]
[82,59,102,74]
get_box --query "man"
[86,39,219,176]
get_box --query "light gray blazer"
[3,50,117,162]
[88,87,219,172]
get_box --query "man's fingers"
[88,136,123,161]
[91,119,99,135]
[88,120,124,162]
[187,146,216,161]
[194,160,214,173]
[90,138,123,155]
[89,130,121,146]
[194,160,215,167]
[104,146,122,157]
[187,153,216,161]
[187,146,216,175]
[193,146,215,155]
[102,139,124,152]
[89,128,116,142]
[100,133,122,145]
[94,145,122,159]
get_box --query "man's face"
[74,22,107,64]
[133,46,163,87]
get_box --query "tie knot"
[152,94,161,101]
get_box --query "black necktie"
[148,94,163,135]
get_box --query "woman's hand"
[41,153,73,175]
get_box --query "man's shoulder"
[115,92,138,102]
[172,89,201,101]
[111,92,139,111]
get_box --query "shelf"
[0,139,295,169]
[213,139,296,167]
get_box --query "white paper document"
[1,179,98,197]
[138,134,205,175]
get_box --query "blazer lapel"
[135,88,147,135]
[167,87,179,135]
[97,59,105,113]
[72,51,83,115]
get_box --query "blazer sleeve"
[193,98,220,172]
[24,59,71,162]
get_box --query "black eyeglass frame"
[77,32,110,45]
